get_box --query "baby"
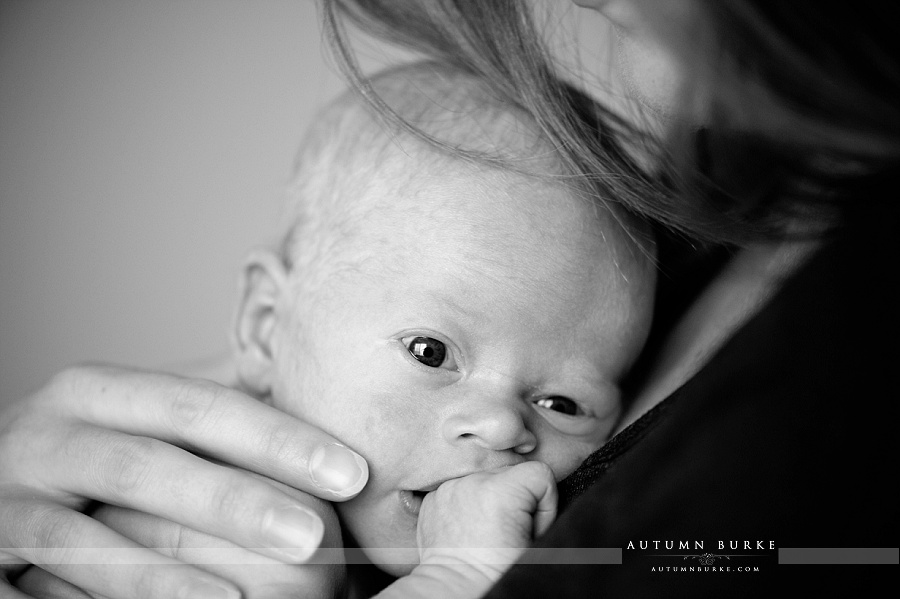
[232,61,655,597]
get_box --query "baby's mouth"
[399,489,430,516]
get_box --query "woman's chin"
[614,31,681,119]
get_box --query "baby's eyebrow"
[438,294,479,319]
[413,285,483,322]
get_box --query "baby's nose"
[441,395,536,455]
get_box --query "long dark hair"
[321,0,900,246]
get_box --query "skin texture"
[236,149,655,576]
[15,467,347,599]
[379,461,558,599]
[573,0,699,121]
[0,366,367,598]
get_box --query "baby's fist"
[417,461,557,579]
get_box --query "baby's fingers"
[492,462,557,537]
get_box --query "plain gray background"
[0,0,606,404]
[0,0,357,401]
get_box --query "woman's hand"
[15,470,347,599]
[0,364,368,598]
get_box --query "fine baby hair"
[276,60,654,280]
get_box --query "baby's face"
[268,162,653,574]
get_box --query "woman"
[3,0,897,596]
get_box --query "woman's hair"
[320,0,900,246]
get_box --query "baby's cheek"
[552,448,594,481]
[597,385,623,423]
[355,387,435,454]
[537,401,619,474]
[536,430,607,482]
[595,407,621,442]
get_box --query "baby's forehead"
[287,63,653,292]
[355,156,620,273]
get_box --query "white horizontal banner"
[2,547,623,566]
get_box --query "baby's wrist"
[374,549,521,599]
[419,546,522,585]
[405,562,496,599]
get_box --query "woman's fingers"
[0,364,364,594]
[0,581,39,599]
[1,497,241,599]
[33,428,326,564]
[49,365,368,501]
[92,503,345,599]
[15,567,96,599]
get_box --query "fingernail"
[263,504,324,562]
[309,443,368,498]
[179,579,241,599]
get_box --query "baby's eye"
[403,336,456,369]
[534,396,580,416]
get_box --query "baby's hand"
[417,461,557,584]
[374,463,556,599]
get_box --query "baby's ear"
[232,248,288,398]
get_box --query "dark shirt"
[484,201,899,597]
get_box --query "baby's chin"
[341,523,420,576]
[362,547,419,576]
